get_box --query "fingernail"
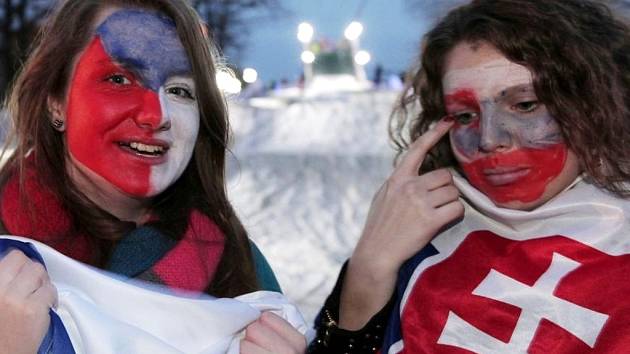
[443,115,454,123]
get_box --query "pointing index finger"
[395,119,454,177]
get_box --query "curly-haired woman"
[310,0,630,352]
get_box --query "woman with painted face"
[0,0,306,353]
[309,0,630,353]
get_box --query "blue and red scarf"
[0,164,225,293]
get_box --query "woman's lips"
[115,138,170,165]
[483,167,531,186]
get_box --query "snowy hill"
[227,91,399,323]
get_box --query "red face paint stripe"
[137,90,162,128]
[444,89,480,112]
[462,144,568,203]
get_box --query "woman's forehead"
[92,8,191,91]
[442,42,533,99]
[442,59,533,99]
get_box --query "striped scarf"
[0,165,224,293]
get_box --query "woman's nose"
[135,90,169,131]
[479,105,512,152]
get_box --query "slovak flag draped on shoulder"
[0,237,309,354]
[382,171,630,354]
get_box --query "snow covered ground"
[227,90,399,323]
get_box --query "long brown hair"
[391,0,630,197]
[2,0,258,297]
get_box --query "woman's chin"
[488,188,559,211]
[491,198,544,211]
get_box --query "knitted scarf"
[0,165,225,293]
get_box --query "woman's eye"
[454,112,478,125]
[513,101,539,113]
[167,86,194,100]
[106,74,131,85]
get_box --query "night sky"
[238,0,450,84]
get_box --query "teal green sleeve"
[250,241,282,293]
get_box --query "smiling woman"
[0,0,306,353]
[64,9,199,199]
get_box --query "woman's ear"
[47,96,66,132]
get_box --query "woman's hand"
[0,249,58,354]
[240,312,306,354]
[339,119,463,330]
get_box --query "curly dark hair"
[391,0,630,197]
[1,0,257,297]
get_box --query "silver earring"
[52,119,64,131]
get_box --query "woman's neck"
[67,158,152,225]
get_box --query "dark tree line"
[0,0,285,99]
[0,0,51,100]
[192,0,284,58]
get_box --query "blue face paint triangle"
[95,9,192,92]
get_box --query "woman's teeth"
[129,142,164,154]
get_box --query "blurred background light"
[297,22,314,43]
[354,50,371,65]
[216,70,242,94]
[242,68,258,83]
[344,21,364,41]
[301,50,316,64]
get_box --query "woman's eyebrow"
[168,72,194,79]
[91,58,141,83]
[444,89,479,108]
[496,84,535,100]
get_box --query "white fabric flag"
[1,236,312,354]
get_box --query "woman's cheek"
[451,125,481,161]
[160,95,199,141]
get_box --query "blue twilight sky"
[235,0,446,84]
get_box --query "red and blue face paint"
[66,10,199,197]
[446,87,568,204]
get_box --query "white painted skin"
[442,41,580,211]
[443,57,564,162]
[151,75,200,195]
[442,58,533,100]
